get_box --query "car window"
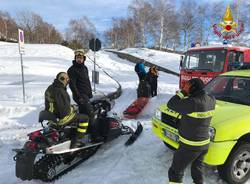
[206,77,227,94]
[205,76,250,105]
[184,50,226,72]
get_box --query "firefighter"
[67,49,94,128]
[167,78,216,184]
[45,72,89,148]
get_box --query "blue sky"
[1,0,230,34]
[1,0,133,33]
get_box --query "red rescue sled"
[123,97,149,119]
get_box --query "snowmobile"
[13,99,143,182]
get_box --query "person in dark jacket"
[146,66,158,97]
[135,60,147,82]
[167,78,216,184]
[67,50,94,127]
[45,72,90,148]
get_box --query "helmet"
[74,49,85,57]
[188,78,205,96]
[74,49,86,61]
[56,72,69,87]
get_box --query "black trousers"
[151,84,157,97]
[168,144,208,184]
[70,113,89,136]
[74,97,95,132]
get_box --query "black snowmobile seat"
[39,110,58,124]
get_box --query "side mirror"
[180,56,184,68]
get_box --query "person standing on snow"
[167,78,216,184]
[67,49,94,128]
[135,59,147,82]
[146,66,158,97]
[44,72,90,148]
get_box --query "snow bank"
[120,48,181,73]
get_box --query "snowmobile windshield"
[204,76,250,106]
[183,49,227,72]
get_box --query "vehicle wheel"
[163,141,176,151]
[217,142,250,184]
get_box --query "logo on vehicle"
[213,5,244,40]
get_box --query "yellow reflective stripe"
[176,91,185,99]
[79,122,88,126]
[48,120,57,126]
[187,110,214,119]
[179,135,210,146]
[49,102,54,113]
[77,128,87,133]
[58,108,76,125]
[169,182,182,184]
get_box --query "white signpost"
[18,29,25,103]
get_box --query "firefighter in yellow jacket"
[167,78,216,184]
[44,72,89,148]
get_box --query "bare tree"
[105,17,139,49]
[0,11,18,41]
[192,3,211,45]
[65,16,97,49]
[178,0,197,50]
[129,0,154,47]
[17,11,62,43]
[149,0,179,50]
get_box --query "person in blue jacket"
[135,59,147,81]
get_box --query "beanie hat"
[188,78,205,96]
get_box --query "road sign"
[18,29,25,54]
[89,38,101,52]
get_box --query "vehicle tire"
[163,141,176,151]
[217,142,250,184]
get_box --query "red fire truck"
[180,45,250,88]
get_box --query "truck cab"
[180,45,250,88]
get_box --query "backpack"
[135,63,140,73]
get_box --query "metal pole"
[20,53,25,103]
[93,38,96,92]
[236,0,239,26]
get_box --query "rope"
[86,55,122,101]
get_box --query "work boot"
[70,133,87,149]
[91,136,104,143]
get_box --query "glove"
[176,90,187,99]
[79,94,90,105]
[79,97,85,104]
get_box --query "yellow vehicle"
[152,69,250,184]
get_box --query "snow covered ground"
[0,42,238,184]
[120,48,181,73]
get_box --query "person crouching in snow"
[146,66,158,97]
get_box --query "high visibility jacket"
[167,90,216,150]
[45,79,76,125]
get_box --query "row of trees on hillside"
[105,0,250,50]
[0,10,97,49]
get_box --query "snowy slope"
[0,43,238,184]
[120,48,181,73]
